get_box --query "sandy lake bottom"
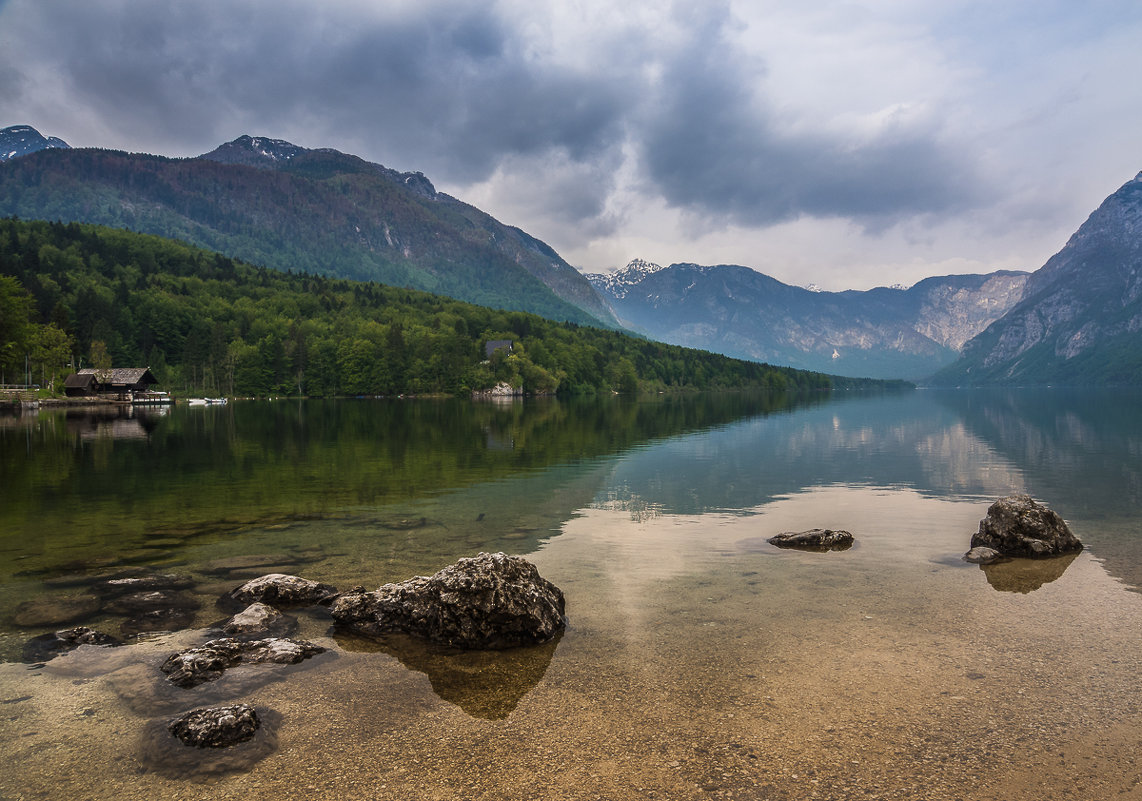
[2,485,1141,801]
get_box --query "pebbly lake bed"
[1,389,1141,800]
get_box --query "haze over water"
[2,389,1141,800]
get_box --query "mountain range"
[586,261,1028,380]
[0,128,614,327]
[2,124,1140,385]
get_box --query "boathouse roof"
[76,367,158,387]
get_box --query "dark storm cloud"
[638,13,981,228]
[2,0,983,232]
[8,0,632,184]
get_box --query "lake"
[2,389,1141,800]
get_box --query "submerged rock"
[203,554,299,574]
[331,552,566,649]
[120,608,200,636]
[13,593,101,627]
[168,704,260,748]
[971,495,1082,558]
[160,637,326,688]
[767,529,854,551]
[225,573,338,608]
[21,626,122,663]
[963,546,1005,565]
[104,589,200,615]
[99,588,201,635]
[92,574,195,597]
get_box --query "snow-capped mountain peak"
[0,124,70,163]
[585,258,665,298]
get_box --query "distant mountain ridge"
[0,130,616,327]
[935,171,1142,384]
[588,260,1028,380]
[0,125,69,162]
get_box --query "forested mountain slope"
[0,219,882,397]
[0,134,614,326]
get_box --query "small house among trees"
[63,372,97,397]
[484,340,514,359]
[64,367,158,400]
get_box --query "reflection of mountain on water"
[335,632,559,719]
[933,390,1142,591]
[594,388,1142,592]
[594,391,1025,516]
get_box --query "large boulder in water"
[330,552,566,649]
[970,495,1082,558]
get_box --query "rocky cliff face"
[936,172,1142,385]
[0,124,69,162]
[587,260,1027,380]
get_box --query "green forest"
[0,218,892,397]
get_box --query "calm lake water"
[2,389,1141,800]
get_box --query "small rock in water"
[160,637,326,688]
[225,573,339,608]
[767,529,854,551]
[21,626,122,663]
[970,495,1082,558]
[219,602,297,639]
[168,704,260,748]
[963,546,1005,565]
[331,552,566,649]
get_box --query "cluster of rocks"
[95,551,560,763]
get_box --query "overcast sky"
[2,0,1141,289]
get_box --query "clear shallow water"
[2,389,1142,800]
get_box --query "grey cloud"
[6,0,633,184]
[1,0,989,238]
[638,11,983,228]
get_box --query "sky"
[1,0,1141,290]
